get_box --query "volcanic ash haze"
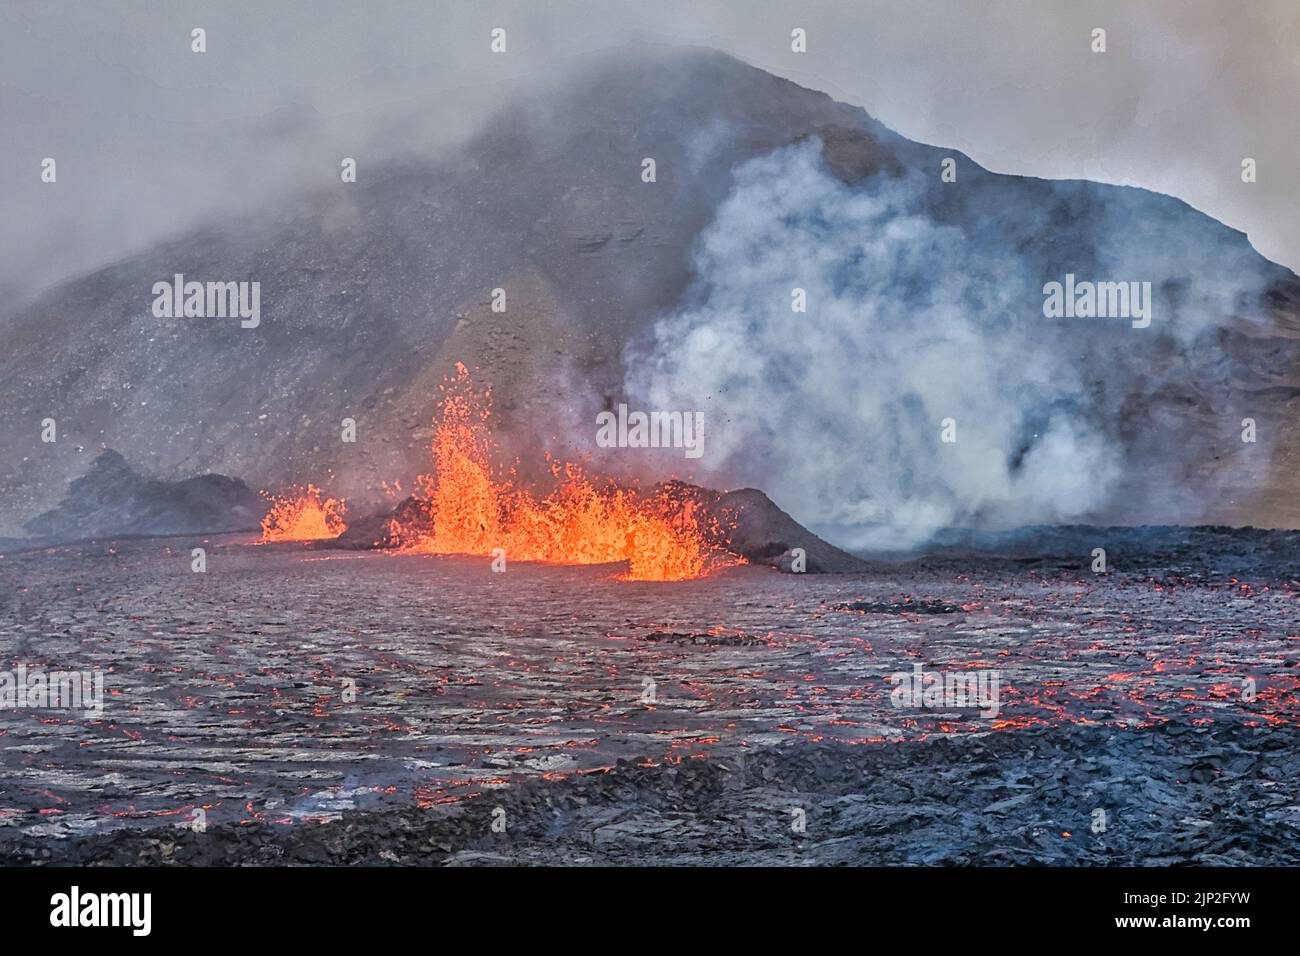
[2,47,1298,548]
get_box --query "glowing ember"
[260,485,348,541]
[395,364,733,581]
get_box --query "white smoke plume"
[625,140,1280,550]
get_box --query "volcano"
[3,40,1300,875]
[3,46,1298,546]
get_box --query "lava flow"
[261,366,735,579]
[394,364,730,581]
[260,485,348,541]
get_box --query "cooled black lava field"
[1,529,1296,865]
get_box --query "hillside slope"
[2,46,1297,541]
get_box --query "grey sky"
[2,0,1297,305]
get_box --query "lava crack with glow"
[261,365,736,580]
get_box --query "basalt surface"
[1,529,1296,864]
[21,450,263,543]
[6,723,1295,866]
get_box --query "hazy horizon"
[3,0,1298,308]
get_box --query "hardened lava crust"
[1,529,1296,865]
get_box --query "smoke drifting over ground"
[627,140,1285,549]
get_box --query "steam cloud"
[626,140,1280,550]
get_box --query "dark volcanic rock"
[836,598,961,614]
[866,523,1300,583]
[21,449,263,542]
[333,495,431,550]
[5,724,1295,866]
[639,630,767,646]
[678,483,868,572]
[333,511,398,550]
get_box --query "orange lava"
[260,485,348,541]
[395,364,731,581]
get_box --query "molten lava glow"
[260,485,348,541]
[395,364,730,581]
